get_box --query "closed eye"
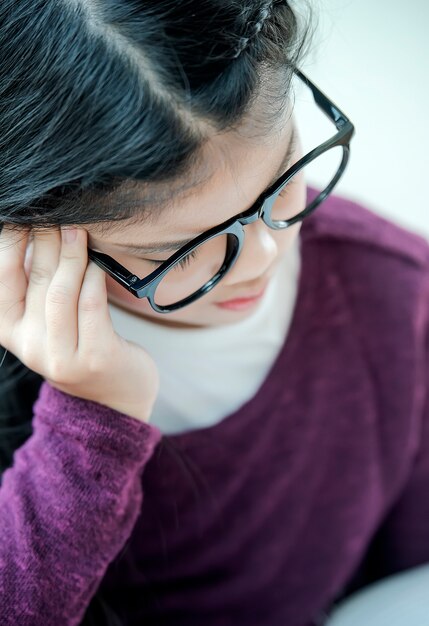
[278,173,298,198]
[142,247,200,271]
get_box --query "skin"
[85,107,306,329]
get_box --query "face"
[85,110,305,329]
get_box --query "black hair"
[0,1,315,623]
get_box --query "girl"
[0,1,428,625]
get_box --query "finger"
[45,227,88,363]
[0,223,31,347]
[25,227,61,327]
[77,257,115,359]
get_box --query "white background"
[293,0,429,239]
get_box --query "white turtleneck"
[108,235,301,435]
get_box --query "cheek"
[273,222,302,265]
[106,271,217,330]
[105,274,153,313]
[105,271,209,325]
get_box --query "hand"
[0,224,160,423]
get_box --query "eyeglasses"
[87,69,355,313]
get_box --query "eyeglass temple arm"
[88,249,140,288]
[294,68,351,130]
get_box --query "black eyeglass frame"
[87,68,355,313]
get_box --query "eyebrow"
[109,127,297,255]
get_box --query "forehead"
[87,98,294,248]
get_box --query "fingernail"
[62,227,77,243]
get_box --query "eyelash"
[278,175,297,198]
[277,138,298,198]
[144,248,200,270]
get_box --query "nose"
[223,218,278,286]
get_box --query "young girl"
[0,1,428,625]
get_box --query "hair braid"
[232,0,282,59]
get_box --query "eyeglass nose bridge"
[237,199,271,228]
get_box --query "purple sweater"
[1,189,429,626]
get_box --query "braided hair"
[232,0,281,58]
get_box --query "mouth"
[215,283,269,311]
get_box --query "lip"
[215,283,269,310]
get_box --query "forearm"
[0,381,162,626]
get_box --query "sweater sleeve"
[0,379,163,626]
